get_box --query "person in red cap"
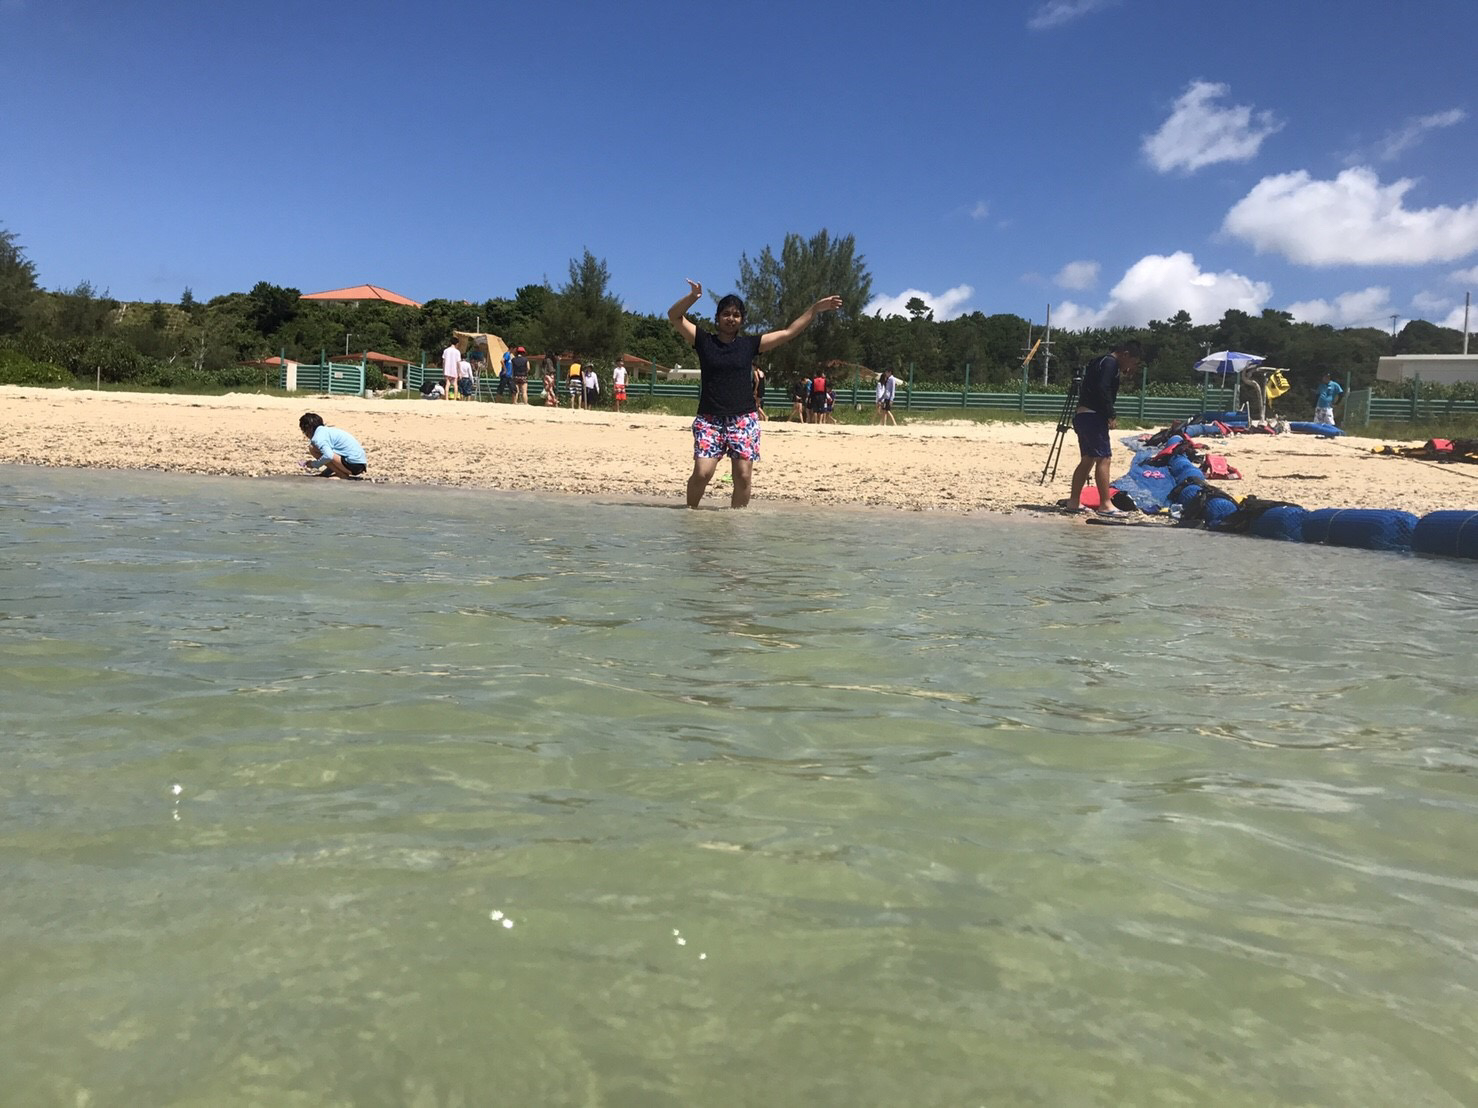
[511,346,529,404]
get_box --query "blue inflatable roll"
[1189,411,1248,425]
[1248,505,1307,542]
[1412,511,1478,559]
[1166,455,1202,482]
[1302,508,1418,551]
[1203,497,1239,528]
[1288,421,1344,436]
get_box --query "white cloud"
[1053,260,1099,290]
[1411,290,1451,314]
[1374,108,1466,162]
[1142,81,1282,173]
[969,200,990,221]
[1027,0,1112,31]
[1440,305,1475,331]
[865,285,975,321]
[1451,265,1478,283]
[1051,252,1270,329]
[1224,167,1478,266]
[1286,287,1393,327]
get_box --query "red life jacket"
[812,375,827,395]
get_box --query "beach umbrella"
[1194,350,1265,377]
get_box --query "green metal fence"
[632,377,1236,422]
[1346,382,1478,425]
[279,356,366,397]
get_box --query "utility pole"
[1041,304,1054,385]
[1464,292,1471,356]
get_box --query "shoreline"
[2,386,1474,517]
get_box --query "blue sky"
[3,0,1475,334]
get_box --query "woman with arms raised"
[668,279,841,508]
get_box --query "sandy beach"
[2,386,1474,518]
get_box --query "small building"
[1376,354,1478,385]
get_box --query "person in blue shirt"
[1314,373,1344,426]
[299,412,368,478]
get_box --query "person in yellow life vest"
[567,361,583,409]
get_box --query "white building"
[1376,354,1478,385]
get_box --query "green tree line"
[2,222,1470,410]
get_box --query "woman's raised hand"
[686,279,703,300]
[815,295,843,313]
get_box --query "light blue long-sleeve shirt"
[307,425,367,467]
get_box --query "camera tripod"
[1039,368,1083,485]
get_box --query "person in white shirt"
[458,355,474,399]
[582,365,600,408]
[440,340,461,400]
[874,367,900,426]
[612,357,628,412]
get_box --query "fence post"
[1411,374,1420,422]
[906,363,914,411]
[962,362,970,408]
[1138,365,1147,422]
[1019,357,1027,414]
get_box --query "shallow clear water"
[2,464,1476,1106]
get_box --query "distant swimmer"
[298,412,368,479]
[667,278,842,508]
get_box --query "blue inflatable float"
[1411,511,1478,559]
[1287,421,1344,436]
[1302,508,1418,552]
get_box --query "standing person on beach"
[790,375,807,423]
[298,412,368,479]
[1063,339,1143,516]
[752,361,767,420]
[1314,372,1344,426]
[440,339,461,400]
[567,361,584,409]
[667,279,843,508]
[457,352,475,399]
[511,346,530,404]
[875,367,899,426]
[612,356,628,413]
[582,363,600,408]
[542,360,558,406]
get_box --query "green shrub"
[0,345,73,386]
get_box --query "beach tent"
[451,332,510,383]
[300,284,423,308]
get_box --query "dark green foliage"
[538,250,626,360]
[0,226,41,335]
[735,229,871,380]
[0,342,71,385]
